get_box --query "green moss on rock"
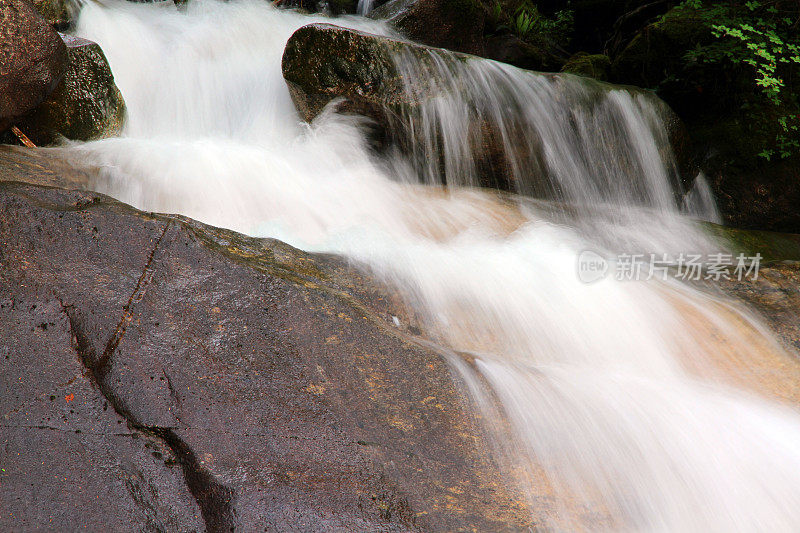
[704,223,800,263]
[282,23,442,122]
[561,52,610,80]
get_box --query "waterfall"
[391,49,683,209]
[356,0,374,16]
[71,1,800,530]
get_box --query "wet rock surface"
[0,0,68,132]
[0,147,533,531]
[283,24,403,123]
[15,35,126,146]
[722,262,800,353]
[702,223,800,351]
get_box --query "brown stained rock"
[16,34,126,146]
[0,144,94,188]
[690,223,800,357]
[0,0,68,131]
[0,148,534,531]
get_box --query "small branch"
[11,126,36,148]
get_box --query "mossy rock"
[561,52,610,81]
[703,222,800,263]
[282,23,444,123]
[17,35,126,146]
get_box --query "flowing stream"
[70,1,800,530]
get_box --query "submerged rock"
[0,146,533,531]
[0,0,68,132]
[16,35,126,146]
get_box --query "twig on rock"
[11,126,36,148]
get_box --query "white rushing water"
[72,1,800,530]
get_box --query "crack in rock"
[58,221,237,532]
[97,221,171,377]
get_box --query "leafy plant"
[494,2,574,48]
[677,0,800,160]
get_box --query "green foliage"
[494,2,574,48]
[676,0,799,160]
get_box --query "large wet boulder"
[282,23,698,192]
[0,146,533,531]
[282,24,423,124]
[16,35,126,146]
[0,0,68,132]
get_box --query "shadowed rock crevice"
[101,221,172,376]
[149,427,237,533]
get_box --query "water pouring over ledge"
[69,0,800,529]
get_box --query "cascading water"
[391,49,683,205]
[69,1,800,530]
[356,0,374,16]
